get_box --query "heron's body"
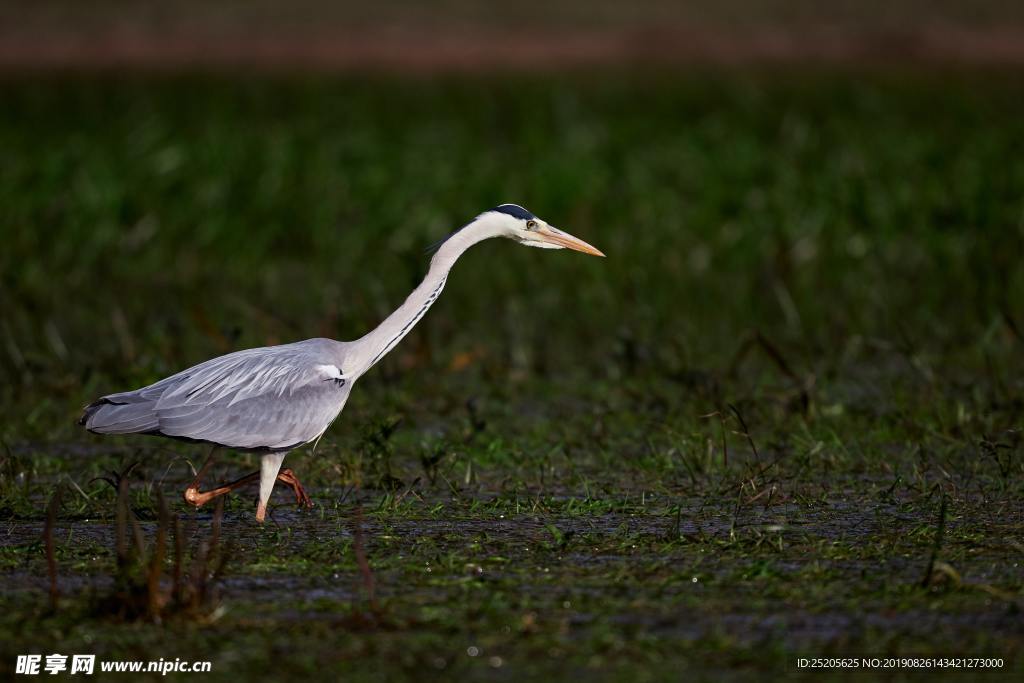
[80,204,603,520]
[81,338,354,452]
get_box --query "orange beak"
[537,226,605,257]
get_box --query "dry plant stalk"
[352,504,379,612]
[44,487,62,610]
[85,475,232,623]
[921,493,949,588]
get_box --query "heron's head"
[488,204,605,257]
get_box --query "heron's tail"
[79,396,159,434]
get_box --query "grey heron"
[80,204,603,521]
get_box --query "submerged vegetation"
[1,73,1022,680]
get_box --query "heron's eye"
[526,220,538,230]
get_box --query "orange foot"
[277,468,314,509]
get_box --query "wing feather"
[81,339,352,451]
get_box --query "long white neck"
[349,216,505,377]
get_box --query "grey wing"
[80,340,353,451]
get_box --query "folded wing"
[80,340,351,451]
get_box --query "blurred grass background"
[2,4,1024,680]
[2,74,1022,443]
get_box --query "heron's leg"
[256,452,288,523]
[277,468,313,508]
[184,466,311,511]
[183,446,224,506]
[183,469,261,508]
[184,448,308,520]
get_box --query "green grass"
[1,72,1023,681]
